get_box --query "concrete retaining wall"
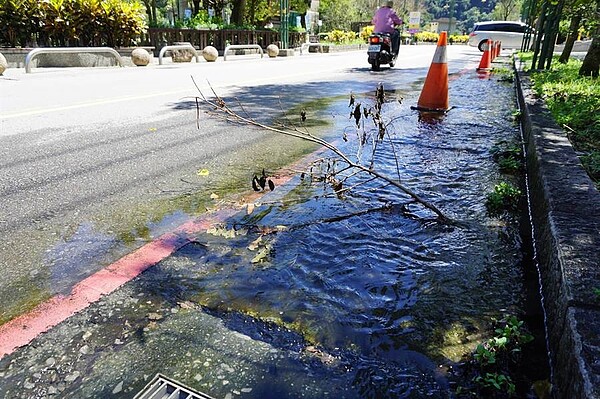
[515,64,600,399]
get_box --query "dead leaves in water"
[252,169,275,192]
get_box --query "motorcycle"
[367,31,398,71]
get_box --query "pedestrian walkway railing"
[25,47,124,73]
[158,43,201,65]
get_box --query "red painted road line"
[0,210,237,359]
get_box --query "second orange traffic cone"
[477,39,492,71]
[412,31,449,113]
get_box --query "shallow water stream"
[0,69,550,398]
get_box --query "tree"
[231,0,247,25]
[491,0,523,20]
[559,5,583,63]
[579,30,600,77]
[578,1,600,76]
[559,0,596,63]
[530,0,566,70]
[319,0,358,31]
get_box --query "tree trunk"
[537,0,562,70]
[559,12,582,63]
[531,0,547,70]
[579,34,600,77]
[192,0,201,14]
[232,0,247,25]
[142,0,157,25]
[543,0,564,70]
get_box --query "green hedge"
[0,0,146,47]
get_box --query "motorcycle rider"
[371,0,403,55]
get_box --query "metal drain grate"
[134,374,216,399]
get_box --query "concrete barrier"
[515,61,600,399]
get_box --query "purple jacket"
[372,7,402,34]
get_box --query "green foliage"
[0,0,44,46]
[474,344,497,366]
[491,67,515,83]
[184,9,218,29]
[474,372,516,395]
[491,141,523,174]
[454,316,534,397]
[494,316,534,349]
[0,0,146,47]
[319,0,357,32]
[594,287,600,300]
[290,25,306,33]
[526,55,600,186]
[485,182,521,216]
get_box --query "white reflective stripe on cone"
[431,46,447,64]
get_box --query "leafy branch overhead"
[192,77,449,223]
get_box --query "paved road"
[0,45,482,325]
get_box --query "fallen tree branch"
[192,77,450,223]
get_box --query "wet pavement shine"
[0,55,549,398]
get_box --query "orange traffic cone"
[411,31,449,113]
[476,39,492,71]
[496,41,502,57]
[490,41,496,61]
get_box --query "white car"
[468,21,534,51]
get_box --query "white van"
[468,21,534,51]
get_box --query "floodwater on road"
[0,64,549,398]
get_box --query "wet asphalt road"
[0,45,482,328]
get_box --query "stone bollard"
[131,48,151,66]
[266,44,279,58]
[202,46,218,62]
[0,53,7,75]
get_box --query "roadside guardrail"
[158,44,201,65]
[25,47,124,73]
[223,44,264,61]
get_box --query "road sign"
[409,11,421,33]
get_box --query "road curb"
[515,62,600,399]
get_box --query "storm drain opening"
[134,374,216,399]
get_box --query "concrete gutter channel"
[515,64,600,398]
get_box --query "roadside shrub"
[0,0,146,47]
[324,29,357,44]
[0,0,44,47]
[360,25,374,42]
[414,31,439,43]
[449,34,469,44]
